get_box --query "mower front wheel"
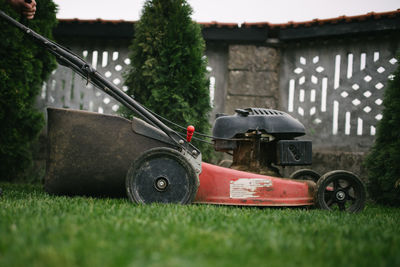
[315,170,366,213]
[126,147,199,204]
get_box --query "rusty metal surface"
[195,163,315,206]
[230,133,281,177]
[45,108,173,197]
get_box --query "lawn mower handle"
[0,9,201,162]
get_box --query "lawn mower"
[0,9,366,212]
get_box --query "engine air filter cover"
[276,140,312,166]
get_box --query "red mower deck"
[195,163,314,206]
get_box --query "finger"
[22,4,34,10]
[22,11,35,17]
[22,5,36,13]
[22,1,35,10]
[22,10,36,15]
[22,11,36,19]
[22,3,32,9]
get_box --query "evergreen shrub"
[0,0,57,181]
[364,54,400,206]
[122,0,213,160]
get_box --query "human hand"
[7,0,37,19]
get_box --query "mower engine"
[212,108,312,176]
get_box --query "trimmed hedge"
[0,0,57,181]
[122,0,213,160]
[364,54,400,206]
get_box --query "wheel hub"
[155,177,168,191]
[335,190,346,201]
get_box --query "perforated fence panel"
[37,40,224,122]
[37,41,131,115]
[279,37,399,152]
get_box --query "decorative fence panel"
[37,40,223,122]
[279,37,399,152]
[37,41,131,115]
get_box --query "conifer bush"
[364,54,400,206]
[0,0,57,181]
[122,0,212,159]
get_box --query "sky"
[53,0,399,24]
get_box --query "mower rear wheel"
[315,170,366,213]
[126,147,199,204]
[290,169,320,182]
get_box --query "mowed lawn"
[0,182,399,267]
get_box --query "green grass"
[0,182,399,267]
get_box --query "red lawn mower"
[0,10,366,212]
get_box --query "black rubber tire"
[315,170,366,213]
[126,147,199,204]
[290,169,320,183]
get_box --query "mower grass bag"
[45,107,174,197]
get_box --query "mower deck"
[195,163,315,206]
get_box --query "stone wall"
[225,45,280,114]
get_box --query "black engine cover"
[213,108,305,139]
